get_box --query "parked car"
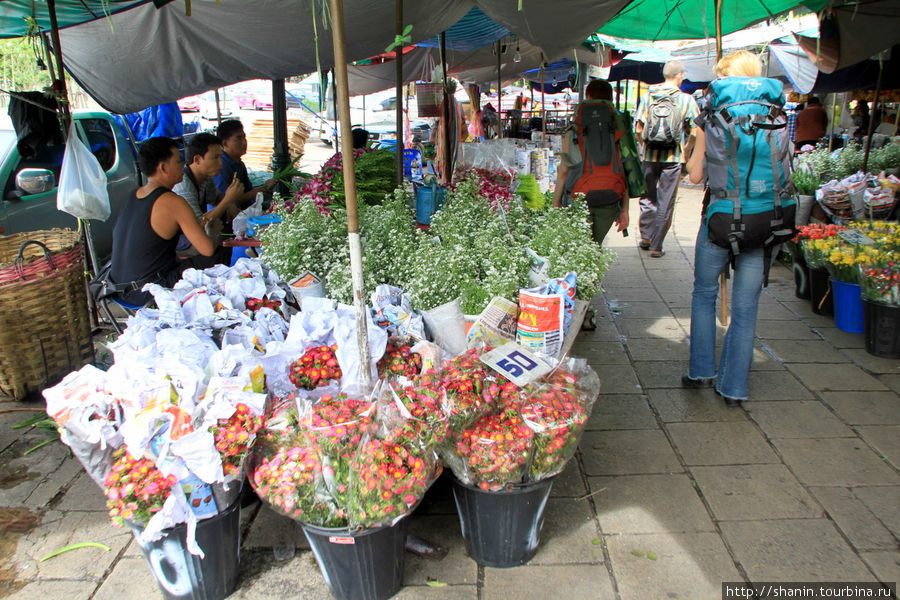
[198,90,237,121]
[234,88,273,111]
[177,95,201,112]
[0,111,141,261]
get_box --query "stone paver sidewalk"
[0,185,897,599]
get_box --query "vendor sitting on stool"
[214,119,274,208]
[109,137,223,306]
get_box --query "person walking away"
[552,79,629,246]
[682,50,796,407]
[794,96,828,149]
[635,61,700,257]
[109,137,223,306]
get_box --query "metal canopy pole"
[497,40,502,137]
[395,0,404,185]
[271,78,290,197]
[862,60,884,175]
[539,57,546,139]
[440,32,452,182]
[327,0,372,390]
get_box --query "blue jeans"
[688,224,764,400]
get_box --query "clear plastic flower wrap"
[418,347,503,433]
[447,408,535,491]
[248,397,349,527]
[347,434,440,529]
[375,380,450,454]
[376,337,423,380]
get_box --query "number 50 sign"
[480,342,552,387]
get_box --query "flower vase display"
[863,300,900,358]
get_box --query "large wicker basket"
[0,229,94,400]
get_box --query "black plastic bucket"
[301,517,408,600]
[809,267,833,316]
[451,476,554,568]
[130,497,241,600]
[863,299,900,358]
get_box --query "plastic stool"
[98,296,143,335]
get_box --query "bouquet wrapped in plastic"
[418,347,504,433]
[444,358,600,491]
[375,381,449,453]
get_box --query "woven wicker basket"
[0,229,94,400]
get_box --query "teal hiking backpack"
[701,77,796,284]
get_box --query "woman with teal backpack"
[682,50,796,407]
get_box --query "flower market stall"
[42,155,613,598]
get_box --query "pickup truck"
[0,111,142,260]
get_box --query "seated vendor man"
[214,119,274,208]
[109,136,222,306]
[173,132,243,264]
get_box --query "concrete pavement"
[0,185,897,599]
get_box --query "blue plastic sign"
[480,342,552,387]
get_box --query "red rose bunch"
[377,338,422,379]
[289,345,342,390]
[245,296,283,315]
[212,403,264,477]
[250,443,345,526]
[520,370,588,479]
[103,447,177,527]
[420,348,502,432]
[349,438,433,527]
[455,409,534,490]
[793,223,847,242]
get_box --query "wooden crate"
[244,117,311,171]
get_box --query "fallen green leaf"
[425,580,448,588]
[23,439,55,456]
[631,549,645,557]
[40,542,111,562]
[646,552,658,560]
[591,538,602,545]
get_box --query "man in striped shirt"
[634,61,700,258]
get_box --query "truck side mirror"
[15,168,56,195]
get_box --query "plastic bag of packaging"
[333,303,388,395]
[375,379,449,453]
[43,365,124,487]
[347,432,440,528]
[370,284,426,340]
[57,121,110,221]
[410,340,444,373]
[423,299,468,356]
[516,274,577,359]
[446,408,534,491]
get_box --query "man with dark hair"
[351,128,369,149]
[213,119,273,207]
[635,60,700,258]
[794,96,828,149]
[173,132,243,263]
[109,137,222,306]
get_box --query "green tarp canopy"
[0,0,149,38]
[597,0,830,40]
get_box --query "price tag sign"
[838,229,876,246]
[480,342,552,387]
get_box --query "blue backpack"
[701,77,796,283]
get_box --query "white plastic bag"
[57,122,110,221]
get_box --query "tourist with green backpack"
[683,51,797,408]
[635,60,700,258]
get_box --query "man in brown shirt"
[794,96,828,149]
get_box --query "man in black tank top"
[109,137,224,306]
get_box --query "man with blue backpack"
[635,61,700,258]
[683,51,796,408]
